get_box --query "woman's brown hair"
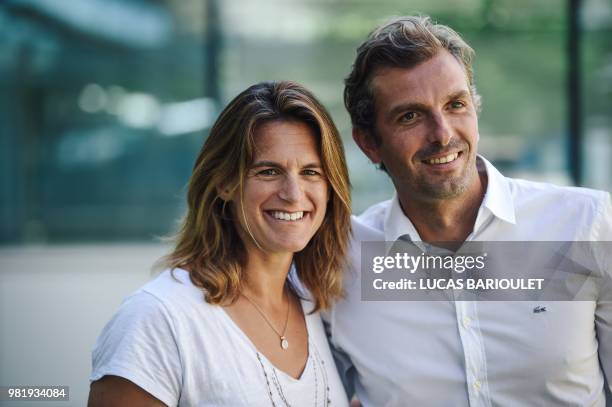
[157,81,351,312]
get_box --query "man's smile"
[422,151,462,165]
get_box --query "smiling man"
[324,15,612,406]
[359,49,484,243]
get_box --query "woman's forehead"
[252,120,321,163]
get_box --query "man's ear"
[352,128,382,164]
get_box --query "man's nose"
[278,175,303,202]
[427,112,453,146]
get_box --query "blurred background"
[0,0,610,405]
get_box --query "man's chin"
[417,178,472,199]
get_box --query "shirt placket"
[454,300,492,407]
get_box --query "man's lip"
[420,150,463,162]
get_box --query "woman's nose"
[278,175,303,203]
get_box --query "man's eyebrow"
[387,102,428,120]
[447,90,471,101]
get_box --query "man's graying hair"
[344,15,481,145]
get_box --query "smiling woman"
[87,81,351,406]
[233,120,330,256]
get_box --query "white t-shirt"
[91,268,349,406]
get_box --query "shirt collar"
[383,155,516,242]
[479,155,516,225]
[384,192,419,242]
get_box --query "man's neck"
[398,166,488,244]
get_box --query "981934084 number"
[1,386,69,401]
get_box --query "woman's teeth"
[271,211,304,221]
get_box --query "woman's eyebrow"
[250,161,323,168]
[250,161,279,168]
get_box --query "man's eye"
[450,100,466,109]
[400,112,417,122]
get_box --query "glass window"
[1,0,607,244]
[583,0,612,191]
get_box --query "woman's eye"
[302,169,321,176]
[257,168,279,176]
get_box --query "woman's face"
[234,120,329,255]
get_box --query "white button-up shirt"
[325,157,612,407]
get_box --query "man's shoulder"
[350,199,391,241]
[354,199,392,227]
[505,177,610,240]
[506,177,609,209]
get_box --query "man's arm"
[595,193,612,406]
[596,298,612,407]
[88,375,166,407]
[321,316,358,399]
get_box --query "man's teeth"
[426,152,459,165]
[271,211,304,221]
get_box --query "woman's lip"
[264,209,309,213]
[264,210,311,222]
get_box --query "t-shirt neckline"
[214,300,313,383]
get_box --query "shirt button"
[473,380,482,391]
[462,316,472,329]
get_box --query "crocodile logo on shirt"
[533,305,547,314]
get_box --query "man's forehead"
[369,51,470,100]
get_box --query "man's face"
[362,50,480,202]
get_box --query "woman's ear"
[217,185,233,201]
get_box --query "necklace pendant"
[280,336,289,350]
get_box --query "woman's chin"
[265,239,311,255]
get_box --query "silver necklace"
[242,290,290,350]
[256,341,331,406]
[312,344,331,406]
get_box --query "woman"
[88,81,352,406]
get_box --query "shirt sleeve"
[594,192,612,402]
[90,291,182,407]
[596,298,612,405]
[321,311,358,399]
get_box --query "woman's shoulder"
[91,268,225,405]
[90,270,196,406]
[93,269,202,346]
[95,268,216,345]
[138,268,208,307]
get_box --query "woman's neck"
[240,249,293,308]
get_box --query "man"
[325,15,612,406]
